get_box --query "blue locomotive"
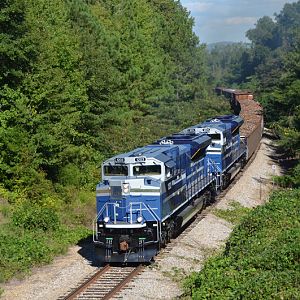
[93,114,246,263]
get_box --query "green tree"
[0,0,30,87]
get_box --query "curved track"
[60,265,143,300]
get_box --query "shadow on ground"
[76,235,99,266]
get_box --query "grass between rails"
[183,189,300,299]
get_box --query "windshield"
[208,133,221,141]
[133,165,161,176]
[104,165,128,176]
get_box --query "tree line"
[207,1,300,174]
[0,0,228,201]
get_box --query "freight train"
[93,88,263,264]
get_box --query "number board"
[134,156,146,162]
[159,139,174,145]
[114,157,125,164]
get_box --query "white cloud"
[181,0,295,43]
[184,2,213,13]
[224,17,257,25]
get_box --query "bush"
[274,162,300,188]
[0,227,51,282]
[184,189,300,299]
[12,203,60,231]
[0,223,91,283]
[58,164,82,187]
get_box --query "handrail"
[93,201,160,242]
[207,157,222,173]
[145,204,160,244]
[207,157,222,189]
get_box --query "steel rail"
[63,264,111,300]
[61,264,143,300]
[102,265,144,300]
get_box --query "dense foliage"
[184,189,300,299]
[0,0,230,284]
[0,0,228,195]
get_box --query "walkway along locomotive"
[93,91,263,263]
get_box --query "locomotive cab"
[182,115,247,188]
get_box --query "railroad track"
[60,264,143,300]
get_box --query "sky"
[180,0,296,44]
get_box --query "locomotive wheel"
[204,190,212,206]
[160,230,168,248]
[222,173,231,189]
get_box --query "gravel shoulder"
[1,136,281,300]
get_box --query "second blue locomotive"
[93,114,247,263]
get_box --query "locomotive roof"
[154,133,211,157]
[105,133,211,166]
[190,115,243,134]
[106,144,186,165]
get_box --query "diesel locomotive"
[93,111,259,263]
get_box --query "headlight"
[104,216,110,223]
[137,216,143,223]
[123,183,130,194]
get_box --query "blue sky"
[180,0,296,44]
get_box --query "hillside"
[184,188,300,299]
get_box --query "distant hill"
[206,41,249,51]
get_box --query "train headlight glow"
[104,216,110,223]
[122,183,130,194]
[137,216,143,223]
